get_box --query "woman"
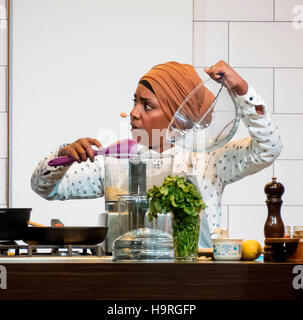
[31,60,282,248]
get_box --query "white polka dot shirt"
[31,84,282,237]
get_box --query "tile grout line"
[192,0,194,64]
[223,204,266,207]
[194,66,303,69]
[7,0,11,207]
[223,204,303,207]
[227,21,230,64]
[274,113,303,115]
[272,66,276,183]
[273,67,275,114]
[227,205,229,233]
[276,159,303,161]
[273,0,275,22]
[193,20,294,23]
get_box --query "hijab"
[139,61,215,126]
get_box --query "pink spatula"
[48,138,138,167]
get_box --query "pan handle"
[29,221,46,227]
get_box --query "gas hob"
[0,241,112,263]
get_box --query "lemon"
[241,240,262,261]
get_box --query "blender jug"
[102,155,129,254]
[103,150,174,254]
[111,151,175,260]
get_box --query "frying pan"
[0,208,32,240]
[23,223,108,245]
[0,210,108,245]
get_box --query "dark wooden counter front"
[0,259,303,300]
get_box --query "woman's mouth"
[131,123,140,130]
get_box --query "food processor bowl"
[166,73,240,153]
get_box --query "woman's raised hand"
[59,138,102,163]
[204,60,248,96]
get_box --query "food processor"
[103,148,175,260]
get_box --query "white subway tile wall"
[194,0,303,244]
[275,0,303,21]
[273,115,303,159]
[280,206,303,228]
[0,0,7,208]
[0,19,7,65]
[193,22,228,67]
[222,165,273,206]
[228,206,268,245]
[0,66,7,111]
[194,0,274,21]
[274,160,303,206]
[274,68,303,114]
[0,112,7,158]
[0,0,7,19]
[230,22,303,67]
[0,159,7,205]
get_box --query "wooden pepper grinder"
[264,177,285,238]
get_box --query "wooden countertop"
[1,258,303,300]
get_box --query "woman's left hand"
[204,60,264,114]
[204,60,248,96]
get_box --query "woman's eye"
[144,103,153,111]
[132,98,153,110]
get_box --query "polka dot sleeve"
[31,148,105,200]
[213,84,283,186]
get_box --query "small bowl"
[213,238,243,261]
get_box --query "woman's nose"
[130,104,141,120]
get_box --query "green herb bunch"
[147,175,207,259]
[147,175,206,220]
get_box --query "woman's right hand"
[59,138,102,163]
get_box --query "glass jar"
[284,226,291,238]
[293,226,303,239]
[104,156,129,213]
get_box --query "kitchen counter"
[0,257,303,300]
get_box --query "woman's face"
[130,84,170,150]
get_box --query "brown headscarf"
[139,61,215,126]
